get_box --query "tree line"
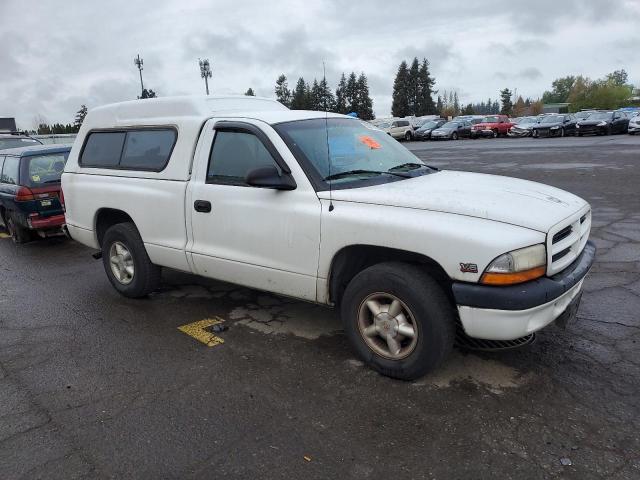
[541,69,635,112]
[34,105,88,135]
[391,58,437,117]
[274,72,375,120]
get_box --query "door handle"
[194,200,212,213]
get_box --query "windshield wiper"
[324,169,410,181]
[388,162,430,172]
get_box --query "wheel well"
[328,245,454,306]
[95,209,134,247]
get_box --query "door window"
[1,156,20,185]
[207,130,281,186]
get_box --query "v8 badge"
[459,263,478,273]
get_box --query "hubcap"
[109,241,135,285]
[357,293,418,360]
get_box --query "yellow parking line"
[178,317,226,347]
[0,232,10,239]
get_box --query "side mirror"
[245,165,296,191]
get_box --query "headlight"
[576,124,580,128]
[480,244,546,285]
[598,121,607,126]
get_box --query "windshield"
[575,112,592,120]
[0,137,41,150]
[515,117,536,124]
[274,118,434,187]
[22,152,69,187]
[440,122,460,129]
[418,121,439,130]
[482,116,500,123]
[541,115,563,124]
[588,112,613,121]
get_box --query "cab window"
[207,130,281,186]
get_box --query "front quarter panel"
[318,199,545,294]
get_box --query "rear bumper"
[29,214,65,229]
[452,241,595,340]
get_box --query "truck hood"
[319,170,587,232]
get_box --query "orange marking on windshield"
[359,135,381,149]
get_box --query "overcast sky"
[1,0,638,128]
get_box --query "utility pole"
[199,58,212,95]
[134,54,144,98]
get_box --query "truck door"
[187,119,322,301]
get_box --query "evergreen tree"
[244,88,255,96]
[310,79,322,110]
[356,73,374,120]
[453,92,460,116]
[407,57,420,116]
[391,61,410,117]
[436,95,443,114]
[318,77,336,112]
[73,105,88,132]
[291,77,309,110]
[492,100,500,114]
[345,72,359,113]
[275,74,291,107]
[500,88,513,115]
[335,73,348,114]
[462,103,474,115]
[417,59,436,115]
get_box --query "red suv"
[470,115,514,138]
[0,144,70,243]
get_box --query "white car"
[62,96,595,380]
[378,119,414,141]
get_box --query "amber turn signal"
[480,266,546,285]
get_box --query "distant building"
[542,103,571,114]
[0,117,17,132]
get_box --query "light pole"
[199,58,212,95]
[134,54,144,97]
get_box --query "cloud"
[0,0,639,125]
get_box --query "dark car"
[0,132,43,151]
[414,119,446,140]
[532,114,577,138]
[576,111,629,136]
[430,120,472,140]
[573,110,596,123]
[0,144,71,243]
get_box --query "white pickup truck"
[62,96,595,380]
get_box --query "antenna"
[323,61,334,212]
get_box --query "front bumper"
[628,125,639,134]
[470,129,494,138]
[508,129,532,137]
[452,240,596,340]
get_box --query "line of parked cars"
[377,109,639,141]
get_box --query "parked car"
[430,120,472,140]
[0,144,70,243]
[532,114,577,138]
[576,111,629,136]
[62,96,595,380]
[628,115,640,135]
[380,119,414,141]
[0,132,43,151]
[507,116,539,137]
[573,111,596,123]
[413,119,447,140]
[470,115,514,138]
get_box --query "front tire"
[101,222,161,298]
[340,262,455,380]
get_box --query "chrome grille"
[547,208,591,275]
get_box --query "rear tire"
[404,131,412,141]
[6,212,31,244]
[340,262,455,380]
[452,132,458,140]
[101,222,161,298]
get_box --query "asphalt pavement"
[1,134,639,479]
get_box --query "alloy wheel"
[357,292,419,360]
[109,241,135,285]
